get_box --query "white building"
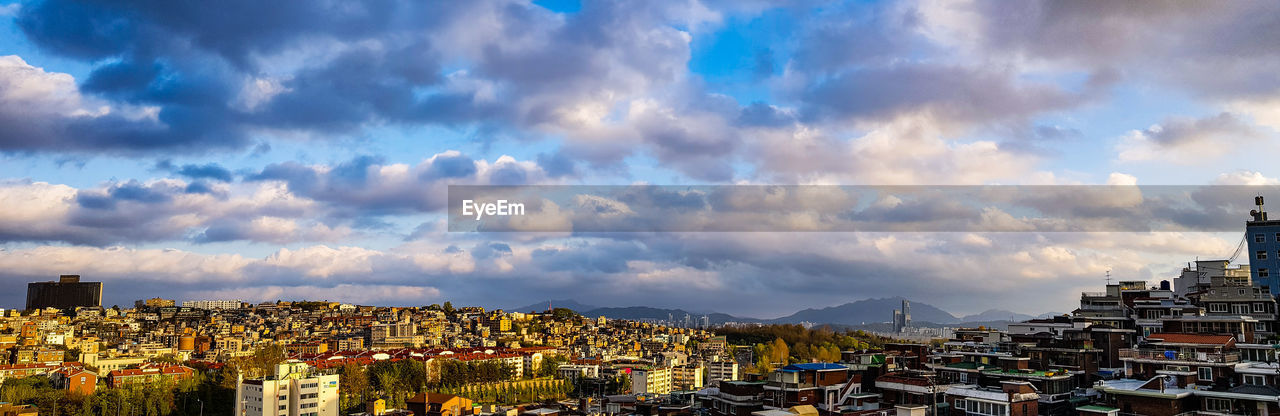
[1173,260,1251,297]
[236,361,340,416]
[707,361,739,383]
[631,366,673,395]
[182,299,244,310]
[557,364,601,380]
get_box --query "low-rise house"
[106,364,195,388]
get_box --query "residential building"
[632,366,674,395]
[698,380,766,416]
[181,299,243,310]
[763,363,849,412]
[708,360,740,383]
[943,381,1039,416]
[1246,196,1280,296]
[672,364,705,390]
[407,392,473,416]
[235,362,340,416]
[557,364,600,380]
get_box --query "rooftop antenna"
[1252,196,1267,221]
[1105,269,1112,285]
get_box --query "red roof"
[1146,333,1234,346]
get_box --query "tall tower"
[1247,196,1280,296]
[901,299,911,330]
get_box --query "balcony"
[1118,349,1239,363]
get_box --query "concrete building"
[1173,260,1252,297]
[182,299,243,310]
[557,364,600,380]
[631,366,673,395]
[672,364,705,390]
[26,275,102,310]
[707,360,740,383]
[1246,196,1280,295]
[236,362,340,416]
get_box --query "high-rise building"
[891,299,911,333]
[26,275,102,310]
[1246,196,1280,296]
[235,361,339,416]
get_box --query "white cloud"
[1213,171,1280,185]
[1116,113,1264,164]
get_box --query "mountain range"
[508,297,1052,327]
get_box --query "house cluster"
[681,260,1280,416]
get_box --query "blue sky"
[1,0,1279,317]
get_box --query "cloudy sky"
[2,0,1279,318]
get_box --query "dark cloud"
[736,102,795,127]
[1142,112,1262,147]
[536,150,577,178]
[425,154,479,180]
[799,64,1092,125]
[171,163,234,182]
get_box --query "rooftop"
[780,363,846,372]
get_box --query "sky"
[2,0,1280,318]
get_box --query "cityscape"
[2,204,1280,415]
[4,1,1280,416]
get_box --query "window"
[1210,303,1228,313]
[1262,268,1270,278]
[1275,232,1279,242]
[1234,304,1250,314]
[1199,367,1214,381]
[1258,322,1267,331]
[1255,303,1268,313]
[1257,233,1266,243]
[1258,251,1268,260]
[1245,374,1267,386]
[1206,398,1231,412]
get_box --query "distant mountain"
[959,309,1036,322]
[768,297,959,325]
[580,306,761,325]
[509,299,600,314]
[512,297,1052,329]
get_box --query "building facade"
[25,275,102,310]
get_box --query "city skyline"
[4,1,1280,316]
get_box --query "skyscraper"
[26,275,102,310]
[891,299,911,333]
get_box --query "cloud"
[0,151,557,246]
[249,151,554,216]
[0,230,1243,316]
[1117,112,1266,164]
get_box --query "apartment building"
[236,362,340,416]
[707,360,739,383]
[182,299,243,310]
[631,366,673,395]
